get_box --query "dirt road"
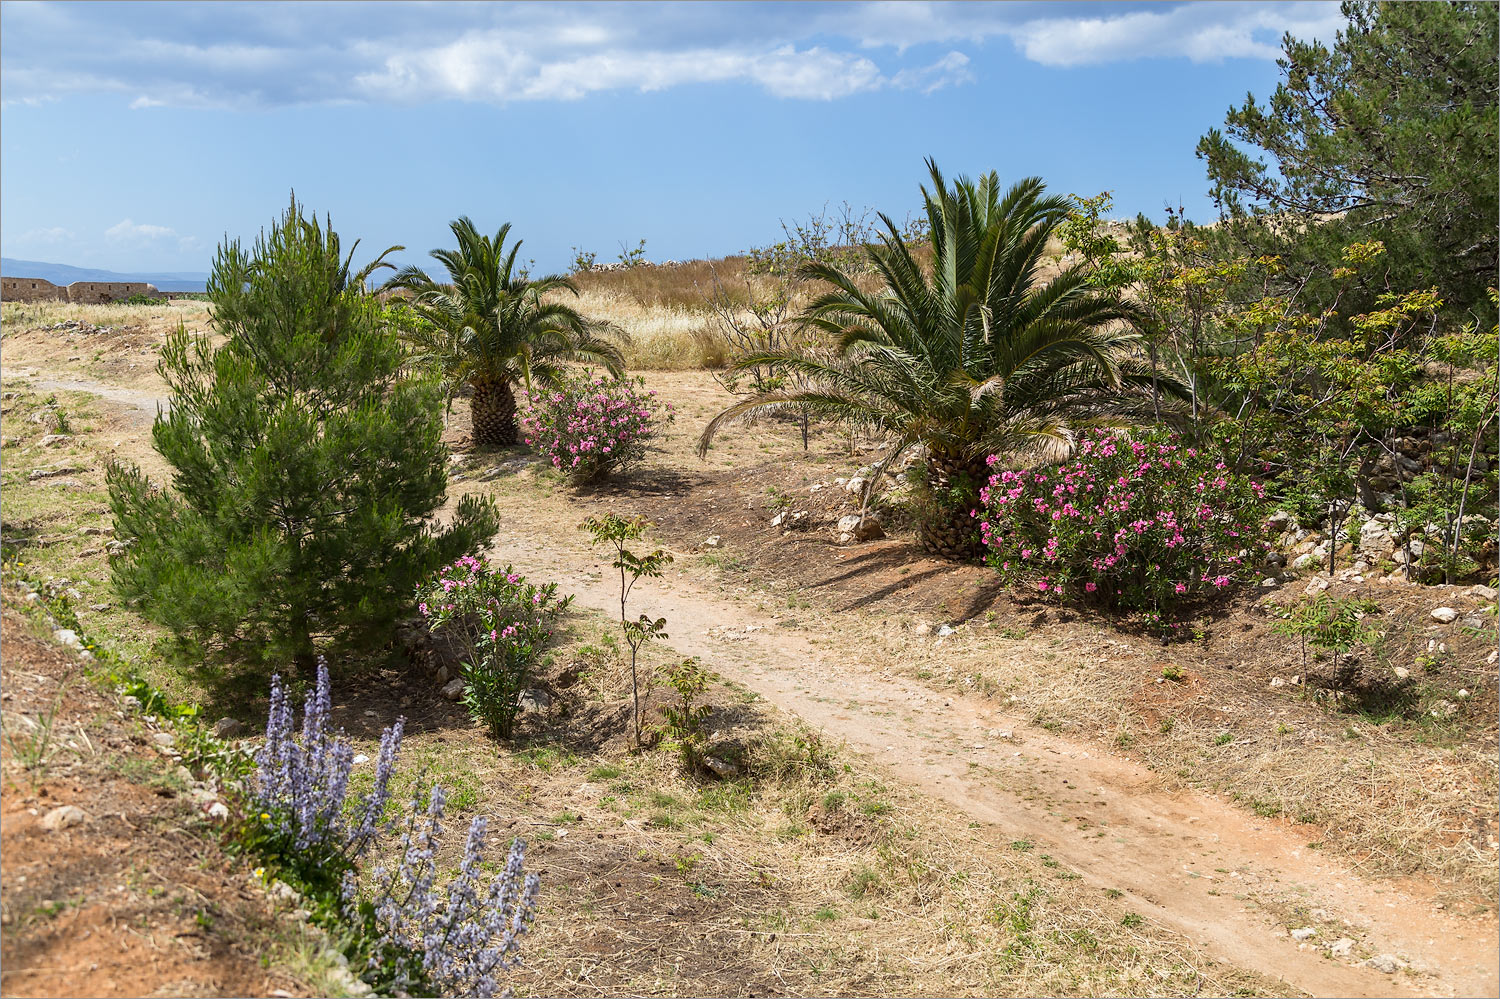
[481,514,1499,999]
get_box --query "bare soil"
[0,604,322,999]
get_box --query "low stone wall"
[1,276,166,304]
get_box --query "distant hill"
[0,257,208,293]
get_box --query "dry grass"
[0,298,208,330]
[849,618,1499,906]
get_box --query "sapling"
[581,514,673,748]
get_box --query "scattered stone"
[702,755,743,779]
[1260,577,1280,588]
[435,664,451,685]
[28,465,85,480]
[1290,927,1317,941]
[441,678,465,701]
[835,514,883,544]
[936,624,957,638]
[1392,666,1411,680]
[517,688,551,714]
[352,754,371,765]
[1429,700,1459,720]
[769,511,786,528]
[39,434,72,447]
[1329,937,1356,958]
[912,622,932,636]
[844,476,869,497]
[152,731,175,747]
[1456,689,1470,700]
[1269,677,1286,689]
[1364,954,1406,975]
[1429,607,1459,623]
[89,602,111,612]
[104,539,133,555]
[207,801,230,821]
[1468,584,1498,601]
[40,805,87,831]
[52,628,82,649]
[703,535,721,548]
[1303,576,1330,596]
[213,717,246,739]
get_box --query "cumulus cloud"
[106,218,177,241]
[1009,3,1347,67]
[0,2,1346,109]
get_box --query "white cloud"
[891,51,973,94]
[106,218,177,241]
[1010,3,1347,67]
[21,226,76,243]
[0,2,1348,109]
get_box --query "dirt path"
[481,515,1499,999]
[14,377,1496,999]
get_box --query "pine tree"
[108,198,499,673]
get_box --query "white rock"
[1269,677,1286,689]
[352,754,371,765]
[52,628,82,648]
[1290,927,1317,941]
[1468,584,1498,601]
[207,801,230,821]
[1364,954,1406,974]
[152,731,175,747]
[704,535,721,548]
[442,678,465,701]
[41,805,88,831]
[1430,607,1459,623]
[844,476,869,497]
[1329,937,1356,958]
[769,511,786,528]
[517,688,551,714]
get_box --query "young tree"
[108,198,499,673]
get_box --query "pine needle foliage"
[108,197,499,672]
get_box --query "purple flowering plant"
[245,665,541,996]
[519,371,672,483]
[347,785,541,998]
[417,555,572,739]
[978,429,1270,627]
[248,658,404,894]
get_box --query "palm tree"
[698,161,1153,559]
[388,218,625,447]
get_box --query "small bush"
[979,429,1269,626]
[417,556,571,739]
[247,660,403,892]
[521,371,671,483]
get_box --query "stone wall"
[1,276,165,304]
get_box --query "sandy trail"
[13,374,1495,999]
[482,515,1499,999]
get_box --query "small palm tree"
[388,218,625,447]
[699,161,1152,559]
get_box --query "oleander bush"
[521,370,671,483]
[416,555,571,739]
[979,429,1270,626]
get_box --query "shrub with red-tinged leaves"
[520,372,671,483]
[979,429,1269,624]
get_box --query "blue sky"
[0,1,1347,275]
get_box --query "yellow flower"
[259,812,270,821]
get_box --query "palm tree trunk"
[470,377,519,447]
[918,450,989,561]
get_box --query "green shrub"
[108,197,498,672]
[416,556,570,739]
[979,429,1269,629]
